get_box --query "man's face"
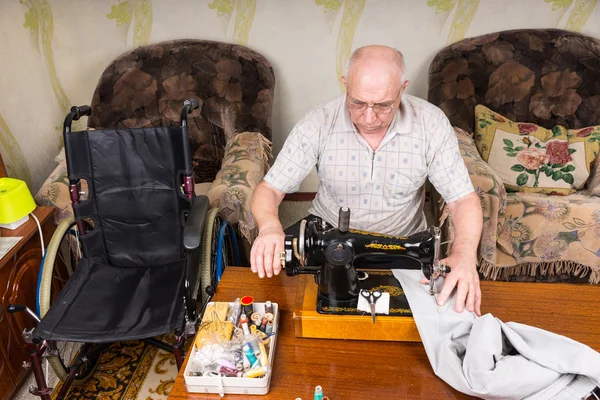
[344,75,408,136]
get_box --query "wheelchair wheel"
[199,207,221,305]
[38,215,100,384]
[199,207,241,306]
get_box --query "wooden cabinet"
[0,206,55,400]
[0,345,15,400]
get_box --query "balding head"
[341,45,409,138]
[345,45,406,86]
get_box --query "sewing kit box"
[184,301,279,395]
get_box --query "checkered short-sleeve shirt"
[264,94,474,236]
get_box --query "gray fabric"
[393,270,600,400]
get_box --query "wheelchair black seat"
[11,101,212,400]
[34,126,205,343]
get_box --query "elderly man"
[249,45,483,316]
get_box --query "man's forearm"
[251,181,286,232]
[446,192,483,259]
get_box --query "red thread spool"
[259,316,268,332]
[240,295,254,317]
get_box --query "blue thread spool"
[314,385,323,400]
[242,342,257,366]
[265,320,274,335]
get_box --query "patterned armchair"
[36,39,275,250]
[428,29,600,283]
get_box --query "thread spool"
[265,320,274,335]
[264,312,274,322]
[259,316,268,332]
[241,322,251,337]
[240,295,254,317]
[239,313,248,328]
[250,312,262,326]
[338,206,350,233]
[264,300,274,314]
[314,385,323,400]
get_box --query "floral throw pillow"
[474,104,600,195]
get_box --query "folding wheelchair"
[9,100,238,399]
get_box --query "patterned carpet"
[51,334,187,400]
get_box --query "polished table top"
[170,267,600,400]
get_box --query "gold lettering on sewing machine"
[349,229,408,240]
[364,243,406,250]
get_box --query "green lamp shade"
[0,178,36,224]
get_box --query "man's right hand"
[250,225,286,278]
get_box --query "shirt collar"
[338,94,413,138]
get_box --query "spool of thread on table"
[314,385,323,400]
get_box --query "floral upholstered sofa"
[428,29,600,283]
[35,40,275,250]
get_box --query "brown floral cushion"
[474,105,600,195]
[88,39,275,185]
[428,29,600,134]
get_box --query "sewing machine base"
[316,270,413,316]
[293,273,421,342]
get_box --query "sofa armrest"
[207,131,272,244]
[436,128,507,263]
[458,128,507,209]
[587,155,600,196]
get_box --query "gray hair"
[345,46,406,83]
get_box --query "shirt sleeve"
[264,117,320,194]
[426,111,474,203]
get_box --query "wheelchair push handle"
[180,98,200,127]
[63,104,92,134]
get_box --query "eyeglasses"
[346,90,402,114]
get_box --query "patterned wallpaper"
[0,0,599,193]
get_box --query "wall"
[1,0,599,194]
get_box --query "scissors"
[360,289,382,324]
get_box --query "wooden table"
[170,267,600,400]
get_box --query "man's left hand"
[421,251,481,316]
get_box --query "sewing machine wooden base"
[292,274,421,342]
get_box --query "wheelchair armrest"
[183,195,210,251]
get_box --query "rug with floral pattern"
[51,334,187,400]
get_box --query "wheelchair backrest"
[65,127,191,268]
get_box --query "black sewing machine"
[281,207,449,315]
